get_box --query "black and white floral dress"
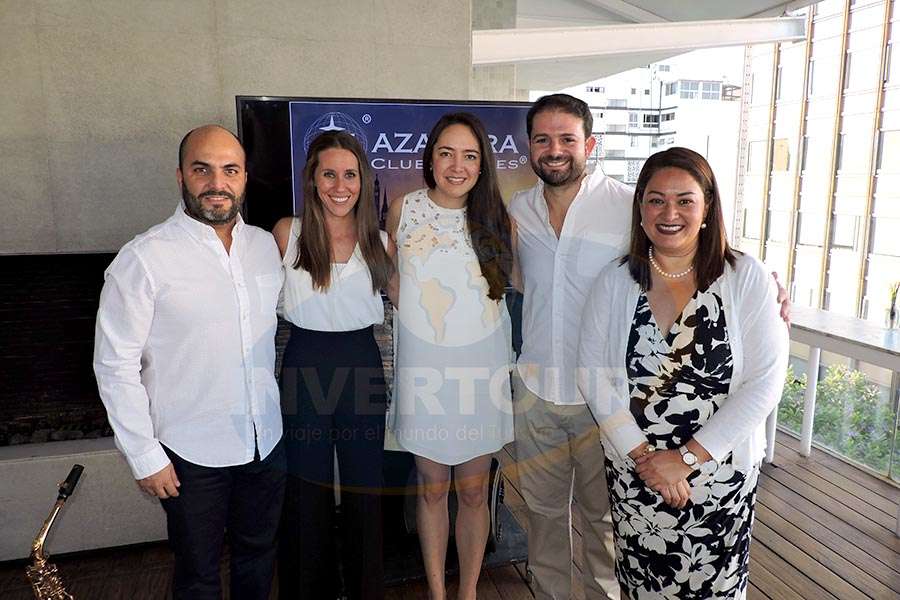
[605,282,760,600]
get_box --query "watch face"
[682,451,698,466]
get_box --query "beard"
[181,183,243,225]
[531,153,586,187]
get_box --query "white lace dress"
[390,188,514,465]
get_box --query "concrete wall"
[0,0,472,255]
[470,0,524,101]
[0,438,167,561]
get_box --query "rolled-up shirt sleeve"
[577,272,646,460]
[93,247,169,480]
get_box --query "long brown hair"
[623,147,737,291]
[294,131,392,292]
[422,112,512,301]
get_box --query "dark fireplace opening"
[1,254,115,446]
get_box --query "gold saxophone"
[26,464,84,600]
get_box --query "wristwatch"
[679,446,699,471]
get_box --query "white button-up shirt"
[94,204,284,479]
[510,166,634,405]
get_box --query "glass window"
[800,176,830,210]
[831,213,862,248]
[743,207,762,240]
[769,173,795,210]
[628,112,638,125]
[825,249,862,315]
[863,253,900,326]
[801,132,832,173]
[834,182,869,206]
[813,15,845,39]
[837,133,873,172]
[665,82,677,95]
[798,211,827,245]
[845,48,882,89]
[849,3,886,31]
[702,81,721,100]
[815,1,845,20]
[876,129,900,171]
[748,140,768,173]
[766,209,793,242]
[792,245,825,307]
[681,80,700,99]
[870,217,900,255]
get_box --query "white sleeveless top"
[280,218,386,331]
[391,189,514,465]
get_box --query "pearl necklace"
[648,247,693,279]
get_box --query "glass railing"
[770,307,900,484]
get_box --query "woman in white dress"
[386,112,514,600]
[273,131,394,600]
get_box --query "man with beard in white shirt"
[94,125,285,600]
[509,94,628,600]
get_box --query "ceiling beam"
[472,16,806,66]
[581,0,668,23]
[747,0,817,18]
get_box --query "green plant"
[778,363,896,473]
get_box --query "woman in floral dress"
[577,147,789,599]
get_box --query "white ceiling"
[474,0,815,90]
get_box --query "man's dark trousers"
[160,440,286,600]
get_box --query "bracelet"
[635,444,656,459]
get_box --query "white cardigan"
[576,253,789,471]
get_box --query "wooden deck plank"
[486,564,534,600]
[747,582,769,600]
[749,559,805,600]
[755,502,897,598]
[776,434,900,502]
[765,456,895,528]
[757,473,900,568]
[761,462,897,537]
[750,526,842,600]
[772,442,898,516]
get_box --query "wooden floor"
[1,431,897,599]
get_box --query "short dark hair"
[623,147,737,292]
[177,125,242,169]
[526,94,593,140]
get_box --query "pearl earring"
[700,223,707,229]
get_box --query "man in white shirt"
[510,94,628,600]
[93,125,285,600]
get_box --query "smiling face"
[640,167,709,257]
[314,147,361,221]
[429,123,481,205]
[528,110,596,188]
[177,126,247,225]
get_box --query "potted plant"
[888,281,899,329]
